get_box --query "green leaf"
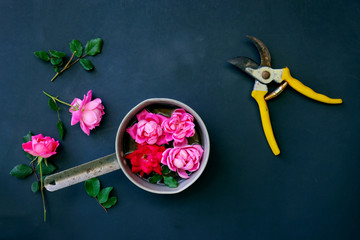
[35,162,57,175]
[97,187,113,204]
[161,165,171,175]
[69,39,83,58]
[23,131,33,143]
[163,176,178,188]
[10,164,33,178]
[84,38,103,56]
[102,196,117,208]
[24,151,35,161]
[149,174,162,184]
[49,50,66,58]
[48,98,58,111]
[53,65,59,73]
[34,51,50,61]
[85,178,100,197]
[79,59,94,71]
[50,57,63,66]
[31,181,40,193]
[57,121,64,140]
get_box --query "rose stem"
[31,161,40,182]
[39,161,47,222]
[67,54,87,68]
[50,51,76,82]
[95,197,108,213]
[42,91,73,108]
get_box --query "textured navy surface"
[1,0,359,239]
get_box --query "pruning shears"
[228,35,342,155]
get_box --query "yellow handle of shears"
[282,67,343,104]
[251,90,280,155]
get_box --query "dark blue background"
[1,0,359,239]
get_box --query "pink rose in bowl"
[69,90,105,136]
[161,142,204,179]
[22,134,59,159]
[127,109,171,145]
[162,109,195,144]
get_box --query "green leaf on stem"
[50,57,63,66]
[49,50,66,58]
[48,98,58,111]
[85,178,100,197]
[85,38,103,56]
[69,40,83,58]
[149,174,162,184]
[35,162,57,175]
[10,164,33,178]
[31,181,40,193]
[57,121,64,140]
[79,59,94,71]
[161,165,171,175]
[24,151,35,161]
[53,66,59,73]
[23,131,33,143]
[34,51,50,61]
[163,176,178,188]
[102,196,117,208]
[97,187,113,204]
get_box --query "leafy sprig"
[47,96,65,140]
[149,166,179,188]
[85,178,117,212]
[10,132,57,221]
[34,38,103,82]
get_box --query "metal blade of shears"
[227,56,268,92]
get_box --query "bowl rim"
[115,98,210,194]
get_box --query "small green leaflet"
[34,51,50,62]
[31,181,40,193]
[49,50,66,58]
[10,164,33,179]
[85,178,100,197]
[85,38,103,56]
[48,98,58,111]
[161,165,171,175]
[163,176,178,188]
[35,162,57,175]
[149,174,162,184]
[23,131,33,143]
[50,57,63,66]
[102,196,117,209]
[23,131,35,161]
[57,121,64,140]
[79,59,94,71]
[97,187,113,204]
[69,40,83,58]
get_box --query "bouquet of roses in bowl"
[124,108,204,188]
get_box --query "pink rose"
[127,109,171,145]
[161,142,204,179]
[69,90,105,136]
[162,109,195,144]
[22,134,59,159]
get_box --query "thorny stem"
[39,160,47,222]
[43,91,74,108]
[50,51,80,82]
[31,160,40,182]
[95,197,108,213]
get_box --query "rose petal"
[80,120,90,136]
[84,99,102,111]
[177,168,189,179]
[136,109,149,121]
[126,124,138,140]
